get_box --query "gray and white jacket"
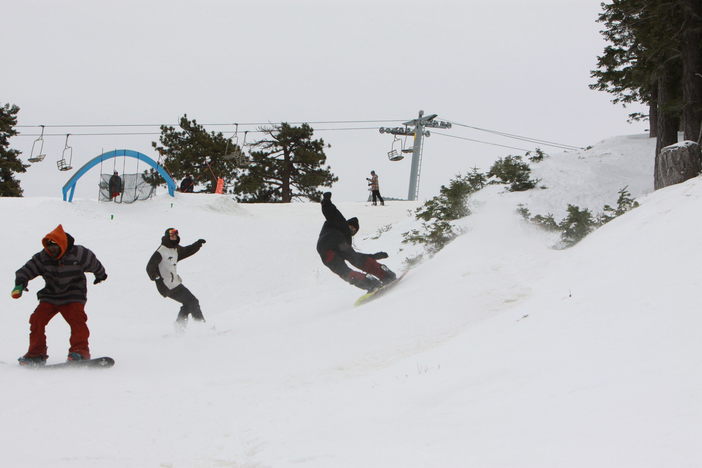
[146,238,203,293]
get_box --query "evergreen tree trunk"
[649,85,658,138]
[655,66,681,158]
[281,149,292,203]
[680,0,702,142]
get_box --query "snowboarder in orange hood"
[12,224,107,366]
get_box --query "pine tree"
[233,123,337,203]
[590,0,658,129]
[0,103,28,197]
[591,0,702,144]
[151,115,242,192]
[487,155,538,191]
[402,169,487,256]
[680,0,702,142]
[559,205,597,247]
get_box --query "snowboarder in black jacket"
[317,192,396,291]
[146,228,206,328]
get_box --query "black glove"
[196,239,206,246]
[93,274,107,285]
[322,192,332,201]
[372,252,389,259]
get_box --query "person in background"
[109,171,123,201]
[317,192,396,292]
[366,170,384,206]
[12,224,108,366]
[180,174,194,193]
[146,228,206,329]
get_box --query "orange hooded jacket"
[41,224,69,259]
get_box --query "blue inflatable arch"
[62,149,176,202]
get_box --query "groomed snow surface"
[2,133,700,467]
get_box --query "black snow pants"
[371,190,384,205]
[166,284,205,323]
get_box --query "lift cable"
[15,119,405,129]
[446,120,583,150]
[14,126,386,137]
[431,131,532,152]
[15,117,583,152]
[16,119,582,150]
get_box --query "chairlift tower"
[379,110,451,201]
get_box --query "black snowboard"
[23,356,115,369]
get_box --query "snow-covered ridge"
[2,133,699,468]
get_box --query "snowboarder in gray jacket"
[146,228,206,327]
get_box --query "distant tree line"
[590,0,702,155]
[150,115,337,203]
[0,105,337,201]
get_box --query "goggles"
[45,239,61,256]
[168,229,179,236]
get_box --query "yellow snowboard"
[354,271,408,307]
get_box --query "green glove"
[11,284,27,299]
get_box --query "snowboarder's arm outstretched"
[321,192,348,231]
[177,239,206,261]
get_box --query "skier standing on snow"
[146,228,206,328]
[366,170,384,206]
[108,171,123,201]
[11,224,107,365]
[317,192,396,291]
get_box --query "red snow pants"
[26,302,90,359]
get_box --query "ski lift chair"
[387,135,405,161]
[222,129,250,166]
[387,149,403,161]
[401,138,414,153]
[223,148,250,167]
[223,147,244,161]
[57,134,73,171]
[237,131,251,166]
[28,125,47,163]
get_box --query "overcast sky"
[3,0,647,202]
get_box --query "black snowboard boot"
[18,354,48,366]
[379,265,397,285]
[349,272,382,292]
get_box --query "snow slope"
[1,133,700,468]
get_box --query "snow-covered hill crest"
[1,133,699,468]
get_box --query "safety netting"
[99,173,156,203]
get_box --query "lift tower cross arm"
[379,110,451,201]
